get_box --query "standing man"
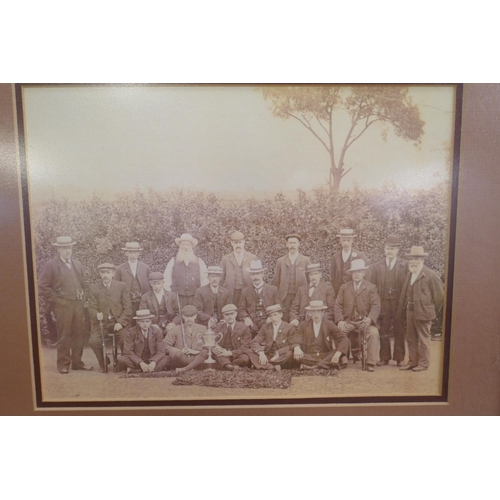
[115,242,151,322]
[293,301,350,370]
[139,272,178,336]
[367,234,409,367]
[163,233,209,308]
[248,304,296,370]
[164,305,209,373]
[237,260,280,337]
[289,263,336,325]
[330,228,367,296]
[273,233,311,322]
[194,266,233,328]
[87,263,132,372]
[220,231,257,307]
[398,246,444,372]
[118,310,170,374]
[334,259,381,372]
[211,304,252,370]
[38,235,90,374]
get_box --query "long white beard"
[176,248,198,265]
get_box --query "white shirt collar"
[129,260,138,276]
[272,321,282,340]
[410,262,424,284]
[288,252,298,264]
[342,249,352,262]
[313,321,321,337]
[386,257,396,270]
[154,290,164,302]
[210,285,219,294]
[234,250,244,265]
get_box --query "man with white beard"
[163,233,209,309]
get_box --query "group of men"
[38,229,444,376]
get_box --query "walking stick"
[99,319,107,373]
[176,293,186,348]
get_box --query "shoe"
[377,360,389,366]
[225,364,236,371]
[399,365,416,371]
[339,363,348,370]
[366,365,375,372]
[72,364,93,371]
[274,365,281,372]
[431,336,442,341]
[59,368,69,374]
[412,366,428,372]
[397,361,406,367]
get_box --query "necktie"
[309,285,315,297]
[65,259,72,270]
[388,258,393,269]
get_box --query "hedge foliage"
[33,183,450,290]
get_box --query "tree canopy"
[260,85,425,192]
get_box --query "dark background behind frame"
[1,83,498,415]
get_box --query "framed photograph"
[11,83,462,409]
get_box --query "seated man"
[289,263,336,326]
[88,263,132,372]
[139,272,178,336]
[118,309,170,374]
[194,265,233,328]
[212,304,252,370]
[334,259,381,372]
[293,300,349,370]
[164,305,208,373]
[248,304,296,371]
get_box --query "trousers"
[405,310,432,368]
[117,353,171,371]
[379,299,405,362]
[88,321,125,368]
[349,325,380,366]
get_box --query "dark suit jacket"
[289,281,336,322]
[114,261,151,298]
[273,253,311,302]
[334,279,381,326]
[296,318,350,356]
[139,290,178,326]
[397,265,444,321]
[88,280,132,328]
[330,249,368,295]
[220,251,257,291]
[367,258,409,312]
[237,283,280,321]
[251,321,298,354]
[194,284,233,324]
[214,321,252,358]
[122,324,166,365]
[38,257,86,305]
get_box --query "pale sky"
[22,85,456,202]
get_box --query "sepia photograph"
[17,83,460,407]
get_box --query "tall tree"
[260,85,425,193]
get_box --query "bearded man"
[163,233,209,309]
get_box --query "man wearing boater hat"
[367,234,409,367]
[118,310,170,373]
[237,260,280,337]
[164,305,209,373]
[330,228,368,296]
[163,233,209,309]
[334,259,381,371]
[293,300,349,370]
[87,263,132,372]
[289,263,336,326]
[194,265,233,328]
[211,304,252,370]
[273,233,311,322]
[248,304,296,370]
[220,231,257,307]
[397,246,444,372]
[115,242,151,323]
[139,272,179,336]
[38,236,91,373]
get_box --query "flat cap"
[149,272,164,281]
[181,305,197,316]
[97,263,116,271]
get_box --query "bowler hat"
[406,246,428,257]
[133,309,155,320]
[265,304,283,315]
[247,260,267,273]
[336,228,357,238]
[149,272,164,282]
[385,234,401,246]
[52,236,76,247]
[181,305,197,316]
[97,262,116,271]
[222,304,238,314]
[121,242,143,251]
[305,300,328,311]
[346,259,369,273]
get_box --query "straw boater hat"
[265,304,283,315]
[175,233,198,247]
[97,262,116,271]
[205,265,223,275]
[52,236,76,247]
[133,309,155,320]
[384,234,401,247]
[121,242,143,251]
[149,272,164,282]
[222,304,238,314]
[305,300,328,311]
[346,259,369,273]
[305,263,322,274]
[336,228,357,238]
[230,231,245,241]
[247,260,267,273]
[181,305,197,316]
[285,233,301,241]
[406,246,428,257]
